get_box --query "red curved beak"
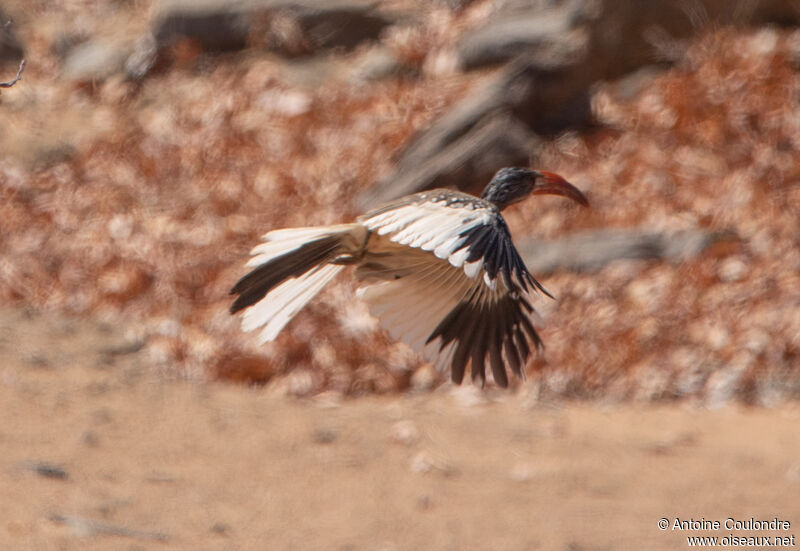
[532,171,589,207]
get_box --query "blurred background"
[0,1,799,549]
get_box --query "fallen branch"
[0,59,25,88]
[22,461,69,480]
[49,513,169,542]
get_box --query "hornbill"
[229,167,588,387]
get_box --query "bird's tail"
[229,223,367,343]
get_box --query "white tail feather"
[233,223,366,342]
[247,225,358,268]
[242,264,344,342]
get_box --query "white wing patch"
[463,259,483,279]
[447,247,470,269]
[361,202,494,285]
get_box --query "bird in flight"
[230,167,588,387]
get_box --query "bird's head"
[480,167,589,211]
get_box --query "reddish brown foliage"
[1,18,798,402]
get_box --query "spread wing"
[356,192,546,387]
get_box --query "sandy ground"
[2,307,799,551]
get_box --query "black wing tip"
[432,286,549,389]
[525,272,555,300]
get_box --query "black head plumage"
[480,167,538,210]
